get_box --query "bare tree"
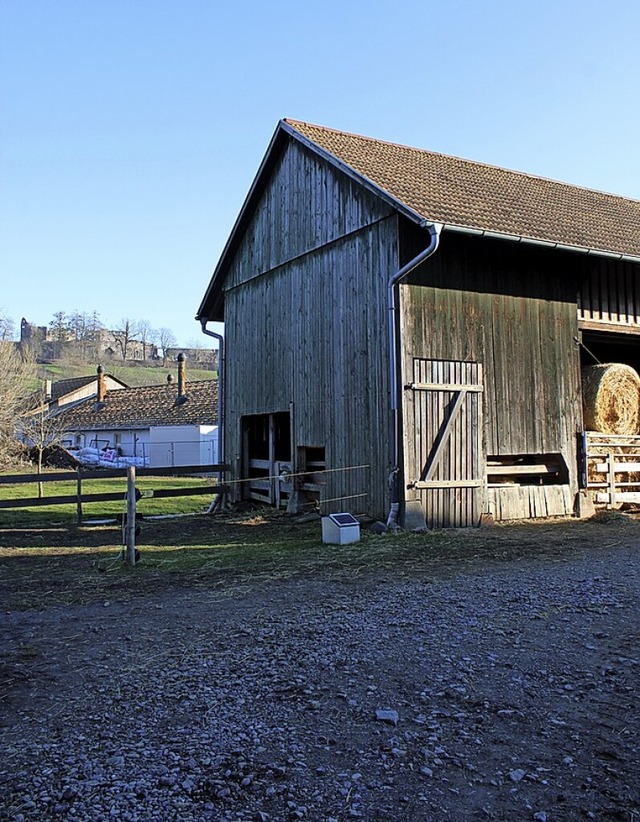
[17,393,68,497]
[185,338,217,369]
[0,309,16,341]
[158,327,177,367]
[49,311,68,342]
[113,318,136,360]
[137,319,156,361]
[0,343,36,470]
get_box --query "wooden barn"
[196,120,640,527]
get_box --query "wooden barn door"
[405,359,484,527]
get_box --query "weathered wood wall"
[217,137,640,524]
[223,141,398,517]
[578,259,640,332]
[399,227,585,517]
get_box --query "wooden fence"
[0,463,229,567]
[0,464,229,518]
[582,432,640,508]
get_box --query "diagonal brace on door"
[419,390,467,483]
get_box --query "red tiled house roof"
[55,380,218,431]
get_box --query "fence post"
[607,451,616,509]
[126,465,137,566]
[76,467,83,525]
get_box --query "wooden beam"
[413,480,484,489]
[0,485,229,509]
[407,382,483,393]
[578,319,640,336]
[0,464,230,485]
[421,391,466,483]
[595,461,640,473]
[487,464,561,476]
[125,466,137,567]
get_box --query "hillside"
[39,361,217,388]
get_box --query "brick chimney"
[96,365,106,403]
[167,374,174,384]
[176,353,188,405]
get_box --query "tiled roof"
[55,380,218,431]
[49,374,128,402]
[50,376,96,401]
[285,120,640,258]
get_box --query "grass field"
[40,362,216,387]
[0,474,217,527]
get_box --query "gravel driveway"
[1,520,639,821]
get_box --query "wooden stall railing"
[582,432,640,508]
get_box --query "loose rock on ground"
[1,518,639,821]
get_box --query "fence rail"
[0,464,228,485]
[0,464,230,515]
[0,485,230,510]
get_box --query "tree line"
[6,308,189,366]
[44,310,179,362]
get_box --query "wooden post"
[76,468,83,525]
[607,451,616,509]
[126,465,137,566]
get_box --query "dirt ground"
[0,512,639,821]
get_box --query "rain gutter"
[200,321,225,512]
[387,221,442,521]
[441,223,640,264]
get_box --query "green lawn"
[41,362,216,387]
[0,474,218,526]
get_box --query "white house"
[54,362,219,469]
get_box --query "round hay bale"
[582,363,640,434]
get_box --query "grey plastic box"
[321,513,361,544]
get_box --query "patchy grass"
[0,512,444,609]
[1,505,636,612]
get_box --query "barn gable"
[224,139,395,292]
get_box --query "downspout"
[387,221,442,527]
[200,321,225,513]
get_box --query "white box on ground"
[322,513,361,544]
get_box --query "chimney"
[177,353,186,395]
[44,379,52,401]
[96,364,106,403]
[167,374,174,384]
[176,353,188,405]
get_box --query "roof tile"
[286,120,640,257]
[55,380,218,431]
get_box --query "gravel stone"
[1,520,639,821]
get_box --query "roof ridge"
[113,378,216,389]
[284,119,640,206]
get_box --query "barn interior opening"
[486,453,569,486]
[241,412,292,506]
[580,329,640,373]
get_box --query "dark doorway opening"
[242,412,292,506]
[580,329,640,373]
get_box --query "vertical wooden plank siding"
[399,229,583,519]
[225,141,394,291]
[404,359,483,527]
[222,141,399,517]
[578,261,640,331]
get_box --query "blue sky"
[1,0,639,347]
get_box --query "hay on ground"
[582,363,640,435]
